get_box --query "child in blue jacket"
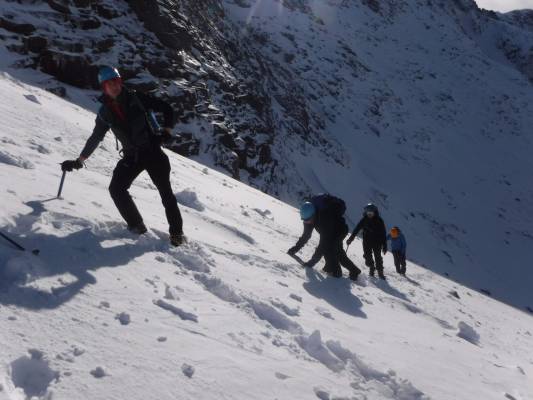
[387,227,407,275]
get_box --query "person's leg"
[109,158,144,229]
[339,250,360,281]
[373,244,385,278]
[401,253,407,275]
[322,237,342,277]
[393,251,402,273]
[373,244,383,270]
[338,241,361,276]
[145,149,183,236]
[362,240,375,275]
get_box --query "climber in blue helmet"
[288,194,361,281]
[60,65,185,246]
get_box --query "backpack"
[312,193,346,217]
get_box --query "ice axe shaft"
[0,231,25,251]
[0,231,40,255]
[57,170,66,198]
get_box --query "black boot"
[378,270,386,280]
[369,267,375,277]
[128,222,147,235]
[349,270,360,282]
[329,269,342,278]
[170,232,185,246]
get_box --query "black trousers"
[362,240,383,272]
[109,147,182,235]
[392,251,406,274]
[322,237,361,276]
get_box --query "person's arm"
[401,234,407,253]
[288,223,313,254]
[347,218,364,244]
[79,113,110,160]
[305,243,323,266]
[380,218,387,252]
[136,91,175,129]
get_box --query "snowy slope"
[1,64,533,400]
[1,0,532,313]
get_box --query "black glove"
[383,246,388,255]
[287,246,298,256]
[61,159,83,172]
[155,131,173,145]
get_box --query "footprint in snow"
[90,367,106,378]
[289,293,302,302]
[275,372,290,380]
[315,307,334,320]
[154,299,198,322]
[0,150,35,169]
[115,312,130,325]
[9,349,59,398]
[314,388,330,400]
[457,321,480,345]
[24,94,41,104]
[181,363,195,378]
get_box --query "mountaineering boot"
[128,222,147,235]
[328,269,342,278]
[349,270,360,282]
[369,267,375,277]
[378,270,386,280]
[170,232,184,247]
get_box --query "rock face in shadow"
[129,0,193,50]
[1,0,532,203]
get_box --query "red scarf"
[107,98,126,121]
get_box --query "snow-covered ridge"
[1,65,532,400]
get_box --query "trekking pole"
[0,231,39,255]
[57,170,66,198]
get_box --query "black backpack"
[312,193,346,217]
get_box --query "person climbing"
[387,226,407,275]
[60,66,184,246]
[346,203,387,279]
[287,194,361,281]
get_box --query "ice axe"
[57,170,66,198]
[0,231,40,255]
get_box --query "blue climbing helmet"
[98,66,121,85]
[300,202,316,221]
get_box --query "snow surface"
[0,63,532,400]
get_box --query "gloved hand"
[61,159,83,172]
[382,246,388,255]
[287,246,298,256]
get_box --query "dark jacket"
[348,212,387,249]
[80,88,174,159]
[292,196,348,254]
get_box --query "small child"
[387,227,407,275]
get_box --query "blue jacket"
[386,232,406,253]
